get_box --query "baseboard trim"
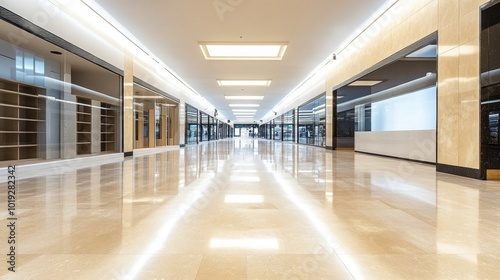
[355,151,435,165]
[436,163,482,180]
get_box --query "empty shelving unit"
[76,97,92,155]
[0,78,45,162]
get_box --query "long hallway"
[2,139,500,279]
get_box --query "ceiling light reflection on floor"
[210,238,279,250]
[224,195,264,204]
[272,172,365,280]
[235,163,256,166]
[230,176,260,182]
[122,197,166,204]
[325,191,333,203]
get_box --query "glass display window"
[133,84,178,149]
[0,18,122,163]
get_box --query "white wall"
[355,130,436,163]
[371,86,436,131]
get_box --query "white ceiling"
[93,0,393,122]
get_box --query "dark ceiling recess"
[337,46,437,107]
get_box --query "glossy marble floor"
[2,138,500,279]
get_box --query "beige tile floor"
[1,138,500,279]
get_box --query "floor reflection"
[1,139,500,279]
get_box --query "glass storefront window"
[298,94,326,147]
[186,104,198,145]
[0,19,122,163]
[200,112,209,141]
[209,116,216,140]
[186,105,228,144]
[481,2,500,175]
[234,124,257,138]
[133,85,178,149]
[283,109,295,142]
[273,116,283,141]
[218,121,224,139]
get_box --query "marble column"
[123,52,134,155]
[179,101,186,146]
[325,79,336,150]
[61,62,76,159]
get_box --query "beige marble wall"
[327,1,438,89]
[437,0,486,169]
[124,53,134,154]
[325,0,488,170]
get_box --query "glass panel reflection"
[298,94,326,147]
[186,104,199,145]
[283,109,295,142]
[133,85,178,149]
[200,112,209,142]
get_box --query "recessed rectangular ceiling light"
[232,109,257,112]
[406,45,437,58]
[234,113,255,116]
[348,80,383,86]
[229,104,260,108]
[200,43,287,60]
[225,95,265,100]
[218,80,272,87]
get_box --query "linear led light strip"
[270,0,398,118]
[78,0,208,102]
